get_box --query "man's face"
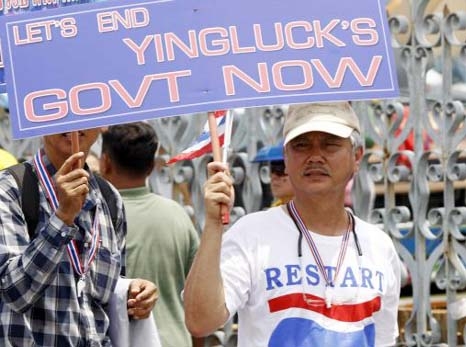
[43,129,102,165]
[284,131,362,197]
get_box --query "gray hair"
[349,130,363,151]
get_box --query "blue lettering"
[361,267,374,289]
[375,270,384,292]
[340,267,357,287]
[285,264,302,286]
[264,264,383,291]
[305,264,320,285]
[264,267,283,290]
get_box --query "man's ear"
[353,146,363,173]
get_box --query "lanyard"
[286,200,354,308]
[33,150,100,297]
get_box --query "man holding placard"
[184,102,401,346]
[0,128,158,346]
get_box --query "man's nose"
[306,143,326,161]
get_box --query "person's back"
[100,122,199,347]
[122,189,199,346]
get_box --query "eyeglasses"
[270,161,287,177]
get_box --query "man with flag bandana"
[0,128,158,347]
[184,102,401,347]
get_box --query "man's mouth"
[303,168,329,176]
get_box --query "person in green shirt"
[100,122,200,347]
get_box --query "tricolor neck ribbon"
[33,150,100,280]
[287,200,351,307]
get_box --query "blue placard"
[0,0,399,139]
[0,0,98,94]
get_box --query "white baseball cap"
[283,102,361,145]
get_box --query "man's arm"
[184,162,233,337]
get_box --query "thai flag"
[167,110,227,164]
[267,293,381,346]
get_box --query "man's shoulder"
[235,206,281,223]
[0,162,34,197]
[226,206,285,236]
[0,165,21,184]
[125,190,190,216]
[354,216,396,249]
[150,193,187,210]
[354,217,386,235]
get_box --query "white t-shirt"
[221,206,401,347]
